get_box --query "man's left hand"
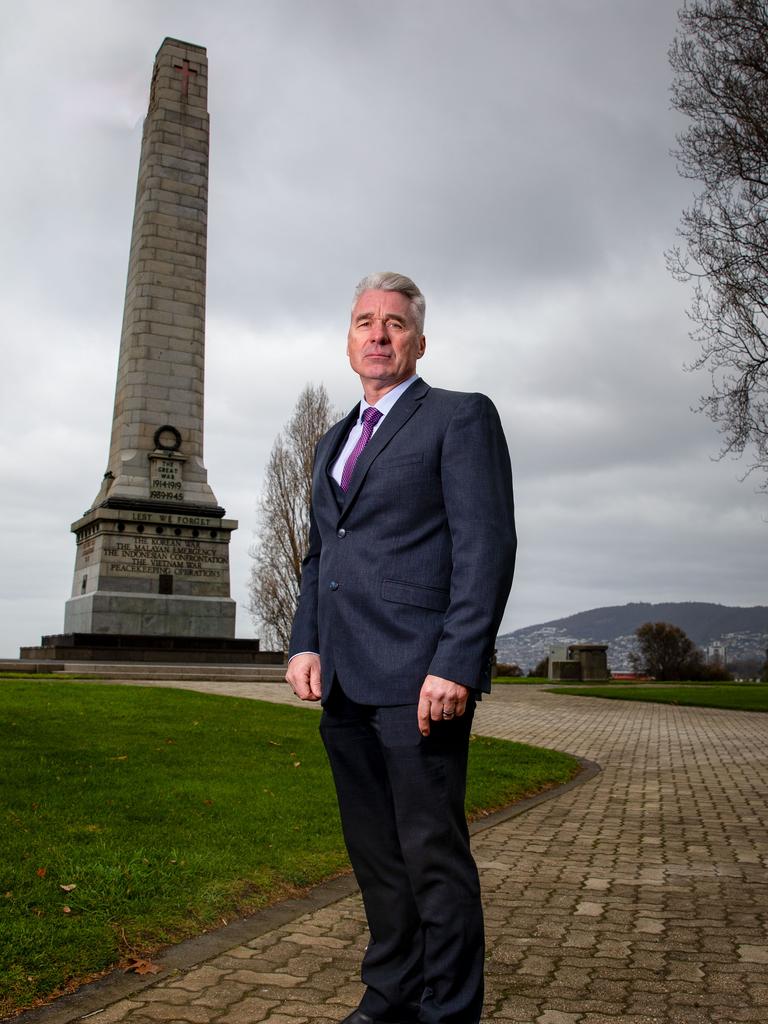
[418,675,470,736]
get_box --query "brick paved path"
[27,683,768,1024]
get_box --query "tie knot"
[362,406,383,427]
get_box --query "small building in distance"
[707,642,727,666]
[549,643,610,682]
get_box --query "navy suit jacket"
[288,377,516,704]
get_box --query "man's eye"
[357,319,372,329]
[385,319,404,330]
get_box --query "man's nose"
[370,318,391,343]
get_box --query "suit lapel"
[340,378,429,518]
[318,403,359,507]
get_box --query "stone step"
[0,659,287,683]
[57,662,288,682]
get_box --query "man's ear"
[417,335,426,359]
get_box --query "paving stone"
[214,998,283,1023]
[132,1005,212,1022]
[165,966,230,992]
[193,980,258,1008]
[583,878,611,891]
[626,992,668,1013]
[225,971,308,987]
[259,1016,310,1024]
[517,954,557,976]
[635,917,665,935]
[281,933,346,949]
[80,1000,147,1023]
[738,944,768,963]
[139,990,199,1005]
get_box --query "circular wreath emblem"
[153,424,182,452]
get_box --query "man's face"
[347,289,426,390]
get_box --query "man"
[286,272,516,1024]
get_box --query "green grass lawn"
[1,680,579,1014]
[549,683,768,712]
[493,676,549,685]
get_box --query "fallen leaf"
[293,761,301,768]
[60,884,77,893]
[125,958,161,976]
[110,755,128,761]
[36,868,47,878]
[62,906,72,914]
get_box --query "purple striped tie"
[340,406,383,492]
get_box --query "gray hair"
[352,272,426,335]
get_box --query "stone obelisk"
[63,38,237,638]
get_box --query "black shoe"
[338,1011,417,1024]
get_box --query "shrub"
[530,657,549,678]
[495,661,523,677]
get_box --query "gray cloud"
[0,0,765,657]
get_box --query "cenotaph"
[22,38,261,660]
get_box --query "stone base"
[19,633,283,665]
[64,592,236,638]
[549,660,582,681]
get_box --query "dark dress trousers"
[289,377,516,1024]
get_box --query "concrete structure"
[548,643,569,664]
[549,642,610,682]
[548,657,581,682]
[61,39,237,639]
[707,641,727,666]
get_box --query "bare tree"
[249,384,339,650]
[667,0,768,486]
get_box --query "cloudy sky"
[1,0,765,658]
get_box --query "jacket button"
[337,528,346,538]
[329,581,339,591]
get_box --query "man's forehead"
[352,289,411,317]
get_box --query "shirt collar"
[359,374,419,421]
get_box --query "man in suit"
[286,272,516,1024]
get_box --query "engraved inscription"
[149,454,184,501]
[101,536,227,580]
[128,512,216,526]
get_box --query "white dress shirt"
[330,374,419,485]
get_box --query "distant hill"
[496,602,768,672]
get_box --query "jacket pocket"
[381,578,450,612]
[378,452,424,468]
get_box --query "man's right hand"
[285,653,323,701]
